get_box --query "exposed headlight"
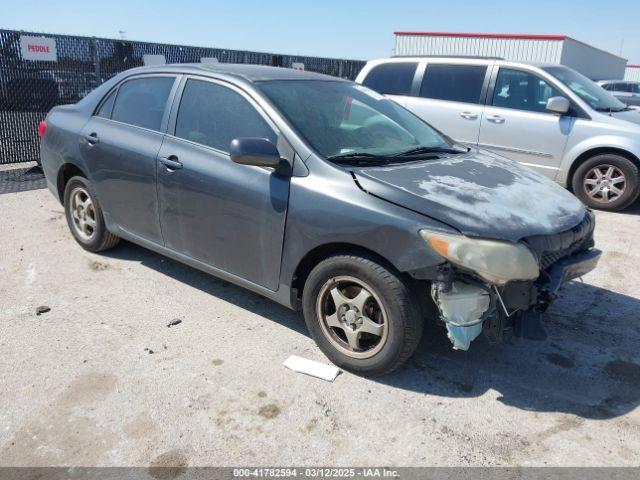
[420,229,539,285]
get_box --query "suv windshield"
[257,80,455,161]
[543,66,627,112]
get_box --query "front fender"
[279,167,454,295]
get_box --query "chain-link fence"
[0,29,366,164]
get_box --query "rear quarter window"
[95,89,116,118]
[361,62,417,96]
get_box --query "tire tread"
[302,253,423,376]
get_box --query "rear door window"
[419,64,487,104]
[361,62,418,96]
[111,76,175,131]
[174,79,276,152]
[492,68,563,113]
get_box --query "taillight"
[38,120,47,138]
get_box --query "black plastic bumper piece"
[546,248,602,294]
[511,248,601,342]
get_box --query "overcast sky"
[2,0,639,63]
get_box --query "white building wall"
[394,35,564,63]
[625,67,640,81]
[560,39,627,80]
[394,34,628,80]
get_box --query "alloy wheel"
[583,164,626,204]
[316,275,388,359]
[69,186,97,241]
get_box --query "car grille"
[524,212,596,271]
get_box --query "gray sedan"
[38,64,600,375]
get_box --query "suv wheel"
[572,154,639,211]
[63,176,120,252]
[302,254,423,376]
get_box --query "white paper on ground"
[283,355,341,382]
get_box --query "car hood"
[352,149,586,242]
[610,108,640,126]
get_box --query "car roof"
[121,63,348,83]
[367,57,564,69]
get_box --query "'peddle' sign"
[20,35,58,62]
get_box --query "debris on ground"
[167,318,182,328]
[258,403,281,419]
[283,355,340,382]
[35,306,50,315]
[144,348,155,354]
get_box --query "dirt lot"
[1,167,639,467]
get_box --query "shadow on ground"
[385,280,640,420]
[103,240,305,334]
[105,241,640,421]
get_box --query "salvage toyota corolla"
[39,64,601,376]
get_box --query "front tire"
[302,254,423,376]
[572,154,639,211]
[63,176,120,252]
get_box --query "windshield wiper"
[393,145,468,157]
[327,152,391,166]
[325,152,393,166]
[595,106,629,113]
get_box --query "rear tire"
[302,254,423,376]
[63,176,120,252]
[572,154,639,211]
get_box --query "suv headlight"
[420,229,539,285]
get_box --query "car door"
[156,77,290,290]
[614,82,640,106]
[80,75,178,243]
[403,62,490,146]
[610,82,633,105]
[477,67,573,179]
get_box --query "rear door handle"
[486,115,505,124]
[84,132,99,145]
[459,111,478,120]
[159,155,183,171]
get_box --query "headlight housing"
[420,229,539,285]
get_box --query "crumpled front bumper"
[432,247,602,350]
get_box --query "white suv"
[356,58,640,211]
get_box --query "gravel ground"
[1,182,639,468]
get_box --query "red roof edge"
[393,31,567,41]
[627,64,640,68]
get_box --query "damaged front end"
[426,211,601,350]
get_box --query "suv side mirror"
[230,137,282,168]
[546,96,570,115]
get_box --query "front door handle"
[459,111,478,120]
[159,155,183,171]
[84,132,99,145]
[486,115,505,124]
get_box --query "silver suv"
[597,80,640,108]
[356,58,640,211]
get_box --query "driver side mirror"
[230,137,289,174]
[546,96,570,115]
